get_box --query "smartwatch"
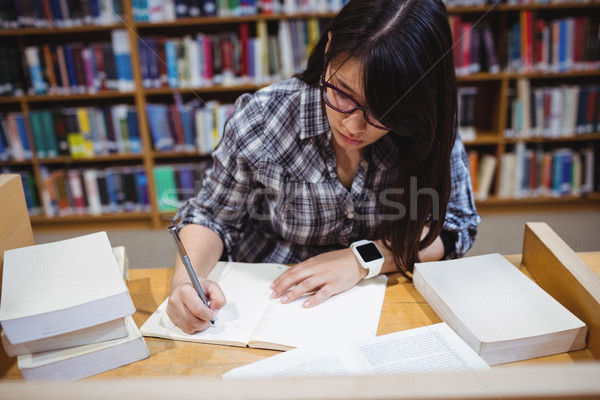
[350,240,384,279]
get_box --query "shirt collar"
[299,81,330,140]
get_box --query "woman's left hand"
[270,248,368,308]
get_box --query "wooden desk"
[1,253,599,381]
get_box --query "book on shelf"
[476,153,497,202]
[0,113,32,161]
[413,253,588,365]
[505,82,600,139]
[132,0,343,21]
[499,143,595,199]
[0,0,123,29]
[0,232,135,345]
[141,261,387,350]
[0,44,27,97]
[16,105,141,161]
[37,165,150,217]
[457,86,477,142]
[152,161,210,212]
[3,30,132,97]
[16,315,149,381]
[449,17,499,76]
[138,18,322,89]
[506,13,600,74]
[146,98,233,154]
[223,323,490,379]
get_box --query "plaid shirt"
[177,78,480,264]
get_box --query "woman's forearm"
[171,224,224,289]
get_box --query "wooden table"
[1,253,599,381]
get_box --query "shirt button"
[360,160,368,168]
[329,171,337,178]
[347,212,355,219]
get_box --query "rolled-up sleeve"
[443,138,481,258]
[175,94,263,255]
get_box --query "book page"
[140,262,286,346]
[248,275,387,350]
[223,323,489,379]
[346,323,490,374]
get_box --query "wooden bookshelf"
[0,1,599,230]
[0,23,126,37]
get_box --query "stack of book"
[0,232,150,381]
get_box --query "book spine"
[24,46,47,95]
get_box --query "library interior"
[0,0,600,398]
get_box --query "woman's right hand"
[166,280,227,334]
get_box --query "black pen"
[168,225,215,326]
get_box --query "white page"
[249,275,387,349]
[346,323,490,374]
[140,262,286,346]
[224,323,489,379]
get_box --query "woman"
[167,0,480,333]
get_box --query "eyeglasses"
[319,60,388,131]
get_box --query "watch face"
[356,242,383,262]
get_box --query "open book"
[223,323,490,378]
[141,262,387,350]
[413,253,588,365]
[0,232,135,344]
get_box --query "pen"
[168,225,215,326]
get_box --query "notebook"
[141,261,387,350]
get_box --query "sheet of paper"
[249,275,387,349]
[223,323,490,379]
[345,323,490,374]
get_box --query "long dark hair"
[296,0,457,278]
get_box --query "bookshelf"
[0,0,599,231]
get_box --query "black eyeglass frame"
[319,60,389,131]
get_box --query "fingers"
[278,275,323,305]
[303,285,335,308]
[203,280,227,311]
[270,263,315,300]
[271,263,338,308]
[167,281,226,334]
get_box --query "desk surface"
[1,252,599,380]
